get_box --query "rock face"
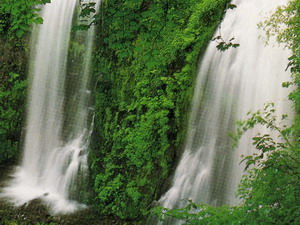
[0,197,128,225]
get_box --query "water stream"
[157,0,291,223]
[1,0,100,214]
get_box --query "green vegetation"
[0,0,49,38]
[89,0,230,220]
[0,38,28,165]
[2,0,300,224]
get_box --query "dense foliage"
[153,0,300,224]
[0,11,29,165]
[0,40,27,165]
[89,0,230,220]
[0,0,49,165]
[0,0,49,38]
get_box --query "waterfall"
[1,0,100,214]
[157,0,291,222]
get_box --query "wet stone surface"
[0,166,127,225]
[0,197,125,225]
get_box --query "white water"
[158,0,291,221]
[1,0,100,214]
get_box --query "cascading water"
[157,0,291,223]
[1,0,100,213]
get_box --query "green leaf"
[228,4,237,9]
[34,17,43,24]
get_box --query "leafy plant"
[213,36,240,52]
[72,0,98,31]
[0,36,28,165]
[212,3,240,52]
[0,0,50,38]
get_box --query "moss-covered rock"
[89,0,230,220]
